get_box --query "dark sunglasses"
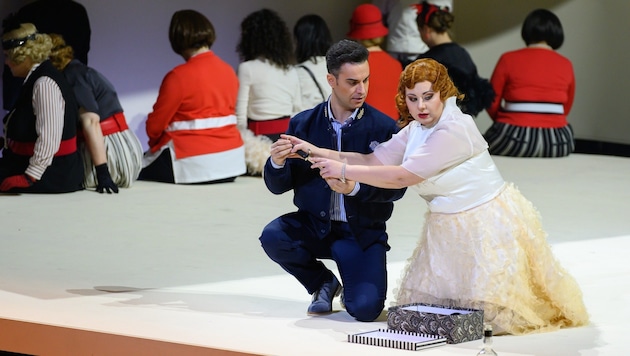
[2,33,37,50]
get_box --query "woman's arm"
[235,63,251,130]
[486,55,507,120]
[311,157,424,189]
[283,134,383,166]
[28,76,65,180]
[79,110,106,165]
[146,71,182,148]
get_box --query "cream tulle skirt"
[81,129,143,189]
[394,183,589,335]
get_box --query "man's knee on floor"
[346,294,384,322]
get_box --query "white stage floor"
[1,154,629,355]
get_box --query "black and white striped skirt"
[483,122,575,158]
[81,129,143,189]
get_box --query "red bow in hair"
[412,2,445,25]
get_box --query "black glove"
[95,163,119,194]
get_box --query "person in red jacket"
[347,3,403,121]
[139,10,245,184]
[484,9,575,157]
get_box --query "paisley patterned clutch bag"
[387,303,484,344]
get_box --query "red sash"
[100,112,129,136]
[7,136,77,156]
[247,117,290,135]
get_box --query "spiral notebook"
[348,328,447,351]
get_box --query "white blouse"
[235,58,302,130]
[374,97,504,213]
[296,56,331,112]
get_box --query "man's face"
[327,61,370,111]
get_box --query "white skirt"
[394,183,589,335]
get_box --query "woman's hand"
[280,134,318,160]
[311,157,352,193]
[325,177,354,194]
[311,157,344,180]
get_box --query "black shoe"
[307,275,342,316]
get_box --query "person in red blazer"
[484,9,575,157]
[139,10,245,184]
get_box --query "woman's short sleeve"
[373,124,410,165]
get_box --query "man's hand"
[0,174,35,192]
[270,138,295,166]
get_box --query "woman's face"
[4,53,32,78]
[405,81,444,128]
[418,25,432,46]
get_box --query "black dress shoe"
[307,275,342,315]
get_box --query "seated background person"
[347,3,403,120]
[1,21,83,193]
[139,10,245,184]
[49,34,143,193]
[484,9,575,157]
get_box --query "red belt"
[7,136,77,156]
[100,112,129,136]
[247,117,290,135]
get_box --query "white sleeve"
[26,76,65,179]
[235,62,251,130]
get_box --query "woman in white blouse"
[235,8,302,175]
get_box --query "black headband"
[2,33,37,50]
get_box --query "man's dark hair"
[325,39,369,77]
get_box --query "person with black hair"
[293,14,333,111]
[259,39,406,322]
[484,9,575,157]
[236,8,302,175]
[372,0,453,66]
[410,1,494,117]
[139,9,245,184]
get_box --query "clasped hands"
[273,134,350,193]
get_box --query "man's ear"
[326,73,335,88]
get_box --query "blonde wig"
[395,58,463,128]
[2,23,52,65]
[357,37,384,48]
[48,33,74,71]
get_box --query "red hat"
[347,4,388,40]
